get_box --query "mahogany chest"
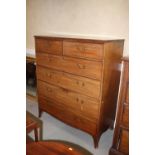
[35,36,124,148]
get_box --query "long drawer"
[38,96,97,135]
[63,41,103,60]
[36,53,102,80]
[37,80,100,122]
[37,66,101,99]
[62,57,103,80]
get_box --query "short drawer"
[121,104,129,128]
[36,53,63,71]
[37,80,99,122]
[35,38,62,55]
[118,129,129,154]
[36,66,101,98]
[38,96,97,135]
[63,41,103,60]
[36,53,103,80]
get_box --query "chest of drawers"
[35,36,124,148]
[109,58,129,154]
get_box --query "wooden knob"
[47,87,52,92]
[77,64,85,69]
[47,73,51,77]
[48,56,52,62]
[76,46,85,52]
[81,100,84,104]
[76,81,79,85]
[76,98,79,102]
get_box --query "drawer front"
[36,53,63,71]
[119,129,129,154]
[36,38,62,55]
[122,104,129,128]
[37,66,101,99]
[38,96,97,135]
[36,53,102,80]
[63,41,103,60]
[63,57,102,80]
[37,81,99,121]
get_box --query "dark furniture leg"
[34,128,38,142]
[93,136,99,148]
[38,108,43,117]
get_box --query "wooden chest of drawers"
[109,58,129,154]
[35,36,124,148]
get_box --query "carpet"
[26,97,113,155]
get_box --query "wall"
[26,0,128,56]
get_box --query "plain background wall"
[26,0,128,56]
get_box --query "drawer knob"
[47,87,52,92]
[57,80,60,83]
[82,82,85,87]
[47,73,52,78]
[77,64,85,69]
[62,88,68,93]
[76,46,85,52]
[48,57,52,62]
[81,100,84,104]
[76,81,85,87]
[80,100,84,110]
[76,98,79,102]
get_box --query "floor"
[26,97,113,155]
[26,84,36,96]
